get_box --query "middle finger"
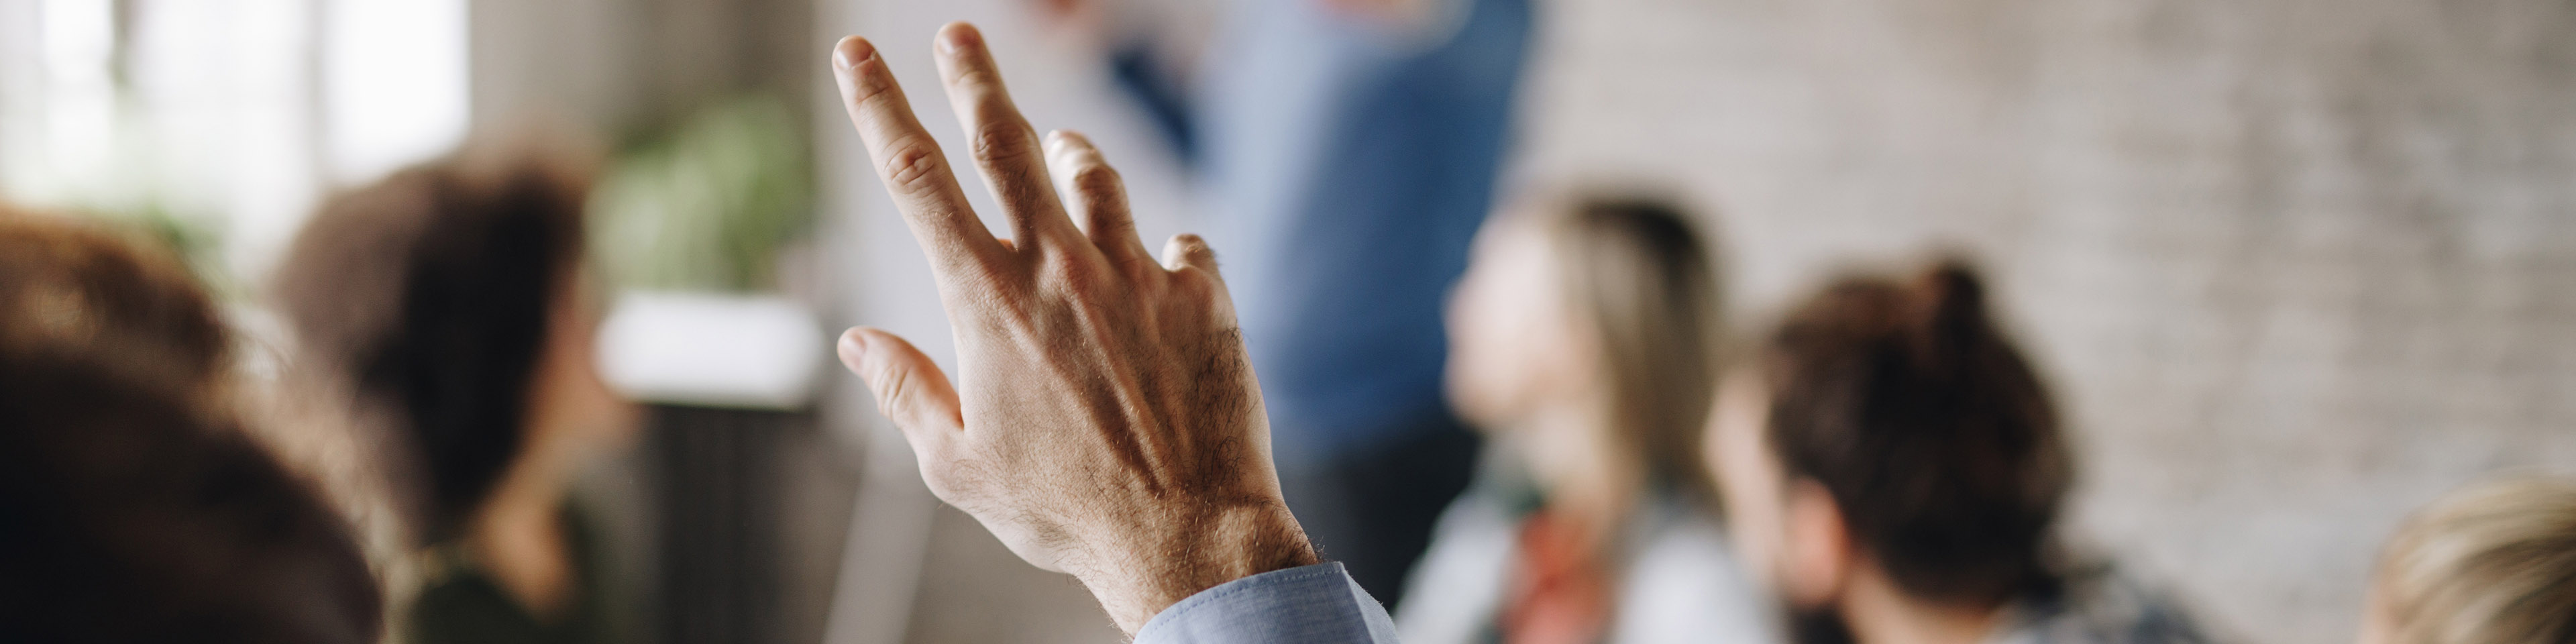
[932,22,1084,255]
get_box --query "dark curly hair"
[274,149,591,544]
[1758,259,2074,607]
[0,211,382,644]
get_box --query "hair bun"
[1904,258,1992,371]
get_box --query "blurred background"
[2,1,2572,644]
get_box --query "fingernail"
[834,36,874,70]
[938,23,977,54]
[839,329,871,368]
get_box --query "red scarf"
[1500,508,1613,644]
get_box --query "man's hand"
[828,23,1320,634]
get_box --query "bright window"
[0,0,469,282]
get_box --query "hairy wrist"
[1080,500,1320,634]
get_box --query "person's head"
[0,209,231,407]
[2361,476,2576,644]
[1705,259,2072,639]
[274,145,631,545]
[0,211,383,644]
[1446,193,1722,504]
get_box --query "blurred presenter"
[1205,0,1529,604]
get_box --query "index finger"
[833,35,1002,273]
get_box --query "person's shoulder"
[2001,562,2227,644]
[1625,492,1745,566]
[1396,480,1521,644]
[1626,499,1731,570]
[1611,497,1775,644]
[406,561,531,643]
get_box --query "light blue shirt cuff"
[1133,561,1401,644]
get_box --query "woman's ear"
[1778,479,1853,608]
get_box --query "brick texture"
[1513,1,2576,642]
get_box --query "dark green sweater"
[409,509,621,644]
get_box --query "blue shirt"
[1136,562,1401,644]
[1196,0,1532,462]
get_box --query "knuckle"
[871,362,913,415]
[1072,161,1120,188]
[950,66,1003,94]
[881,141,946,194]
[1072,164,1124,201]
[971,125,1039,166]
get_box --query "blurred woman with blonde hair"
[1399,193,1771,644]
[2363,476,2576,644]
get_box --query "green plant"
[589,96,814,292]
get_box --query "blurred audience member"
[1705,260,2218,644]
[0,211,384,644]
[1401,196,1770,644]
[2362,476,2576,644]
[0,209,233,405]
[273,147,639,644]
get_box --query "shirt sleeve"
[1133,561,1402,644]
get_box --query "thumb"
[839,327,963,453]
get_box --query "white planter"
[596,291,826,411]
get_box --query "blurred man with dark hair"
[0,211,384,644]
[273,146,639,644]
[1705,260,2219,644]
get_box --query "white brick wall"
[1513,1,2576,642]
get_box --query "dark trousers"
[1277,416,1483,610]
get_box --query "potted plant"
[588,96,824,411]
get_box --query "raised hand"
[827,23,1319,634]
